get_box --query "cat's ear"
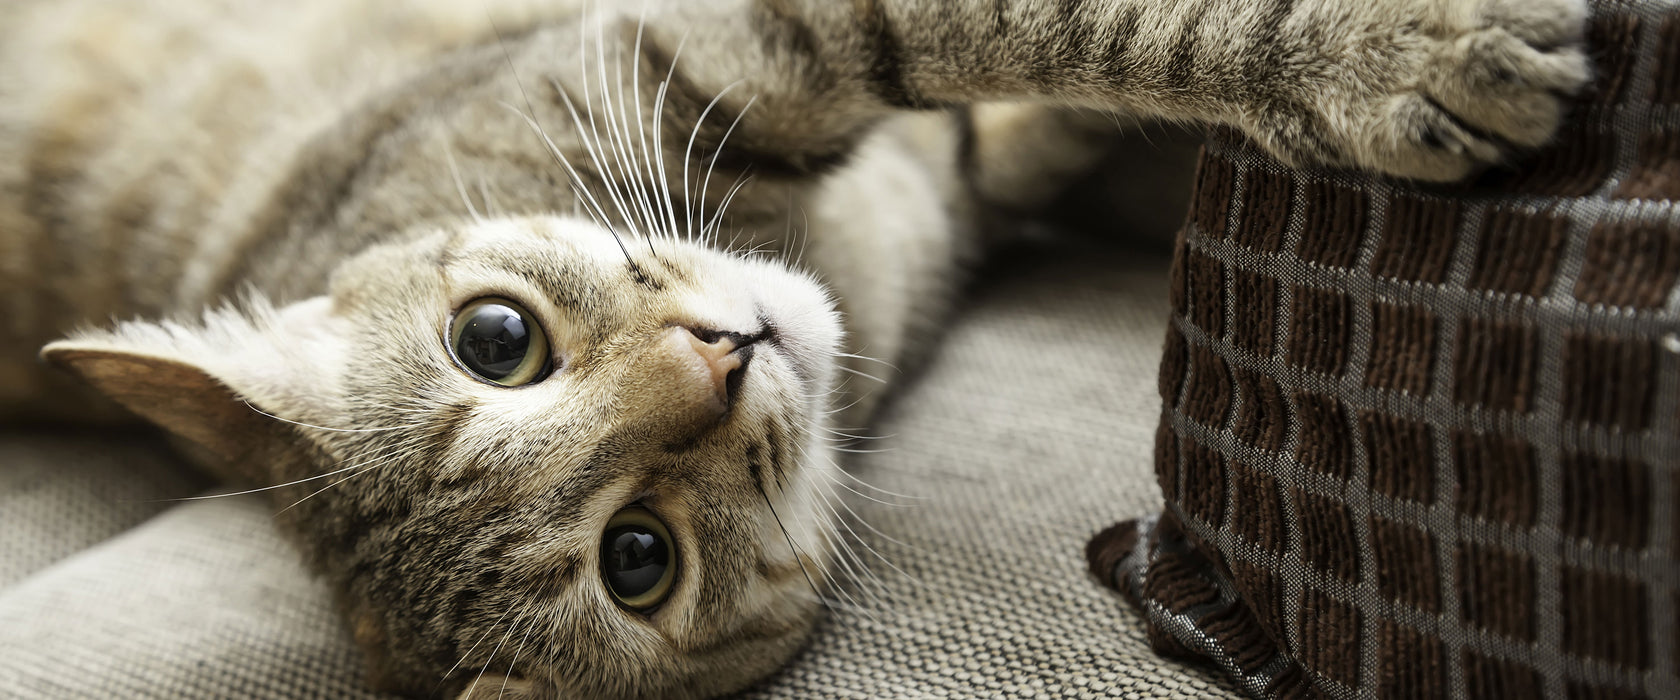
[40,296,348,480]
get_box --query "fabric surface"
[1090,1,1680,698]
[0,241,1232,698]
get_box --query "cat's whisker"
[819,427,894,441]
[463,607,525,700]
[436,602,519,694]
[537,7,642,258]
[835,365,886,385]
[498,616,538,700]
[817,468,915,508]
[648,31,689,246]
[792,477,880,597]
[680,80,743,241]
[817,482,919,566]
[829,351,898,371]
[704,167,754,244]
[487,14,630,262]
[625,10,679,249]
[813,482,918,589]
[240,402,405,433]
[791,203,812,269]
[698,95,755,243]
[475,171,504,218]
[519,95,613,236]
[441,141,484,223]
[751,479,830,618]
[806,500,893,614]
[576,20,647,250]
[271,442,417,516]
[597,17,661,254]
[829,463,929,502]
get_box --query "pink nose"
[663,326,750,414]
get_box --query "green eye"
[449,298,551,386]
[601,507,677,611]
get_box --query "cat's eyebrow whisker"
[830,445,893,455]
[441,140,485,223]
[475,171,504,218]
[154,456,388,502]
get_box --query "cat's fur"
[0,0,1588,697]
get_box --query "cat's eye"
[449,298,551,386]
[600,507,677,611]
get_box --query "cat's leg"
[593,0,1589,188]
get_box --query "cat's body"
[0,0,1589,697]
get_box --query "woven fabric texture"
[0,243,1229,698]
[1090,1,1680,698]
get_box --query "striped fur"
[1,0,1587,697]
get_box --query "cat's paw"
[1251,0,1591,181]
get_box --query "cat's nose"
[664,325,755,415]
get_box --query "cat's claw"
[1255,0,1591,181]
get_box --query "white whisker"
[437,605,518,692]
[241,402,405,433]
[442,141,484,222]
[682,81,744,240]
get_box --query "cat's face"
[46,216,846,699]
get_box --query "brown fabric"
[1090,2,1680,698]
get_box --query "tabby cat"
[0,0,1587,697]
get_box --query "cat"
[0,0,1588,697]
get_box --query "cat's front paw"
[1253,0,1591,181]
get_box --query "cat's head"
[43,216,845,699]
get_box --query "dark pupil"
[602,527,669,598]
[456,304,530,380]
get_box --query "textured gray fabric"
[0,243,1237,698]
[0,430,208,588]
